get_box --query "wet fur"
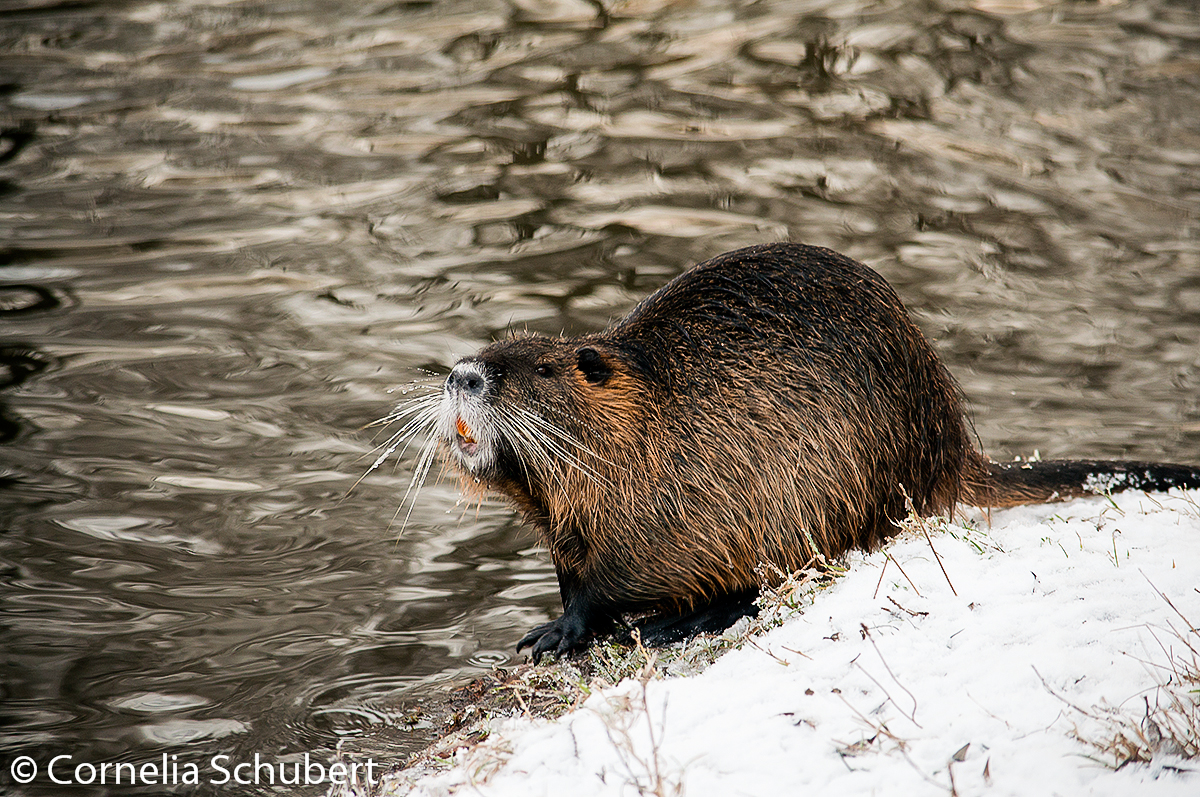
[434,243,1200,659]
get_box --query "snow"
[380,490,1200,796]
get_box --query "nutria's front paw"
[516,615,589,662]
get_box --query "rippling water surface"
[1,0,1198,793]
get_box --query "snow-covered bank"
[379,490,1200,796]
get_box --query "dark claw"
[516,621,562,663]
[532,629,562,662]
[516,614,589,662]
[516,620,557,653]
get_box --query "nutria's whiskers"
[352,392,442,533]
[365,395,441,472]
[509,407,607,485]
[393,427,441,534]
[364,389,440,430]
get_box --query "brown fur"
[435,242,1200,658]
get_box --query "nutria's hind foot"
[516,614,592,662]
[631,589,761,647]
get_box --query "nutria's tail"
[962,458,1200,508]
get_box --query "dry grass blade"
[897,484,956,596]
[1036,583,1200,771]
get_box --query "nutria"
[425,242,1200,660]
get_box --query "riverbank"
[348,488,1200,796]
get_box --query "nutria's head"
[438,336,631,500]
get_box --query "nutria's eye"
[576,347,612,385]
[535,363,554,378]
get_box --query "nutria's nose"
[447,361,488,397]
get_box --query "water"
[1,0,1197,793]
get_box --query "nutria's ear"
[576,347,613,385]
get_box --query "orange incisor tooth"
[456,417,475,442]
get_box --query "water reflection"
[1,0,1198,793]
